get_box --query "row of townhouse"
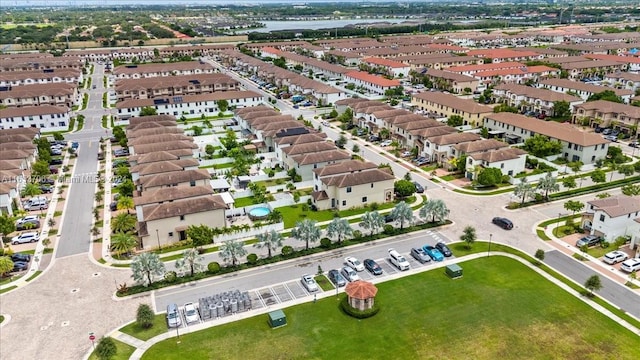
[115,90,264,121]
[484,112,610,164]
[0,56,85,72]
[114,73,240,101]
[112,61,216,79]
[259,47,350,80]
[360,57,411,78]
[0,83,80,109]
[396,54,482,71]
[411,91,493,127]
[418,68,480,94]
[472,65,560,85]
[603,72,640,93]
[219,50,346,105]
[492,83,583,117]
[0,105,71,133]
[234,105,395,211]
[64,44,236,62]
[539,78,634,103]
[465,48,544,63]
[572,100,640,135]
[584,54,640,73]
[0,69,83,87]
[343,98,528,179]
[124,115,228,249]
[0,127,40,216]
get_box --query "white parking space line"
[282,283,296,300]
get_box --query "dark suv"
[576,235,601,248]
[492,217,513,230]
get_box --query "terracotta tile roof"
[313,159,377,177]
[604,72,640,82]
[138,169,211,188]
[132,159,200,176]
[429,132,482,145]
[540,78,634,97]
[132,140,198,155]
[584,54,640,65]
[447,61,525,73]
[453,138,509,153]
[135,185,214,206]
[474,65,558,78]
[127,114,177,126]
[494,83,582,103]
[573,100,640,119]
[423,69,477,82]
[362,57,409,68]
[469,147,527,162]
[587,195,640,218]
[127,127,184,139]
[142,195,227,222]
[321,167,395,188]
[344,71,401,87]
[282,141,337,156]
[128,133,193,146]
[312,190,329,201]
[275,133,327,146]
[544,56,589,64]
[486,112,609,147]
[410,125,459,137]
[291,149,351,166]
[412,92,493,114]
[466,48,540,59]
[129,148,193,163]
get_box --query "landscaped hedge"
[340,296,380,319]
[116,220,452,297]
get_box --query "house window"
[190,180,196,186]
[180,215,185,221]
[362,196,367,203]
[168,232,174,237]
[599,214,605,222]
[371,183,374,188]
[346,187,352,193]
[342,200,346,206]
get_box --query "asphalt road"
[545,250,640,319]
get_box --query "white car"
[301,274,319,292]
[11,232,40,245]
[380,140,392,147]
[620,258,640,273]
[602,251,629,265]
[341,266,361,282]
[183,302,200,324]
[344,256,365,272]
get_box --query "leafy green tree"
[291,219,321,250]
[552,100,571,118]
[220,239,247,266]
[514,177,535,205]
[32,160,51,176]
[329,109,338,118]
[536,172,560,200]
[176,248,204,277]
[326,217,353,244]
[216,99,229,113]
[390,201,414,229]
[110,232,137,257]
[254,229,283,258]
[460,225,477,249]
[187,224,215,249]
[359,211,385,236]
[587,90,622,103]
[590,169,606,185]
[419,199,450,223]
[564,200,585,215]
[116,196,134,214]
[111,213,136,233]
[394,179,416,197]
[568,161,583,174]
[21,182,42,198]
[584,275,603,296]
[493,103,519,113]
[446,115,464,127]
[95,336,117,360]
[52,132,64,141]
[0,214,16,247]
[205,144,215,156]
[191,125,203,136]
[523,134,563,157]
[335,134,347,149]
[267,209,283,224]
[618,164,635,179]
[476,167,502,186]
[621,184,640,196]
[131,252,165,287]
[139,107,157,116]
[0,256,14,277]
[220,129,238,150]
[136,304,155,329]
[117,179,134,197]
[562,177,577,190]
[535,249,545,262]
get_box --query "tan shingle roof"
[453,138,509,153]
[486,112,609,147]
[469,147,527,162]
[115,73,237,92]
[138,169,211,188]
[423,69,477,82]
[321,167,395,188]
[116,91,261,109]
[494,83,582,103]
[113,61,214,76]
[0,149,30,160]
[429,132,482,145]
[234,104,273,116]
[291,149,352,166]
[0,159,24,170]
[313,159,377,177]
[0,127,40,138]
[0,142,36,151]
[573,100,640,119]
[0,134,33,144]
[133,140,198,155]
[413,92,493,114]
[282,141,337,156]
[135,185,214,206]
[396,118,444,131]
[127,115,177,126]
[127,127,184,139]
[0,105,69,118]
[0,83,76,99]
[129,149,194,163]
[587,195,640,218]
[275,133,327,146]
[132,159,200,176]
[540,78,633,97]
[410,125,458,138]
[126,121,177,132]
[128,133,193,146]
[142,195,227,222]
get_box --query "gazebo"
[344,281,378,311]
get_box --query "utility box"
[268,310,287,328]
[446,264,463,279]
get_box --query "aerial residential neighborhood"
[1,2,640,359]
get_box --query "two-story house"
[492,83,583,117]
[412,92,493,127]
[582,195,640,245]
[572,100,640,134]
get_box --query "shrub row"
[340,296,380,319]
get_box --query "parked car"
[110,201,118,211]
[11,253,31,263]
[602,250,629,265]
[384,214,395,223]
[328,269,347,287]
[388,248,410,271]
[40,178,55,185]
[604,135,618,142]
[364,259,383,275]
[39,186,53,193]
[602,128,612,135]
[113,149,129,157]
[410,247,431,264]
[182,302,200,324]
[16,216,40,230]
[11,232,40,245]
[49,158,63,165]
[344,256,365,272]
[401,151,412,157]
[341,266,361,282]
[380,140,393,147]
[413,182,424,193]
[301,274,319,292]
[166,303,182,328]
[575,235,601,248]
[422,245,445,262]
[49,166,59,174]
[492,217,513,230]
[435,242,453,257]
[12,261,29,272]
[368,135,381,142]
[620,258,640,273]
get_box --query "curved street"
[0,61,639,360]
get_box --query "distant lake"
[239,18,408,33]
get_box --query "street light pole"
[173,309,180,343]
[556,212,562,235]
[156,229,161,252]
[488,233,492,257]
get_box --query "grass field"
[141,256,638,360]
[88,338,135,360]
[119,315,168,341]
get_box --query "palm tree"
[110,232,137,257]
[111,213,136,233]
[131,252,165,287]
[419,199,450,223]
[175,248,204,277]
[291,219,321,250]
[390,201,414,229]
[326,217,353,244]
[536,172,560,201]
[460,225,477,249]
[514,177,535,205]
[21,183,42,199]
[254,229,283,258]
[220,239,247,266]
[359,211,385,236]
[117,196,135,214]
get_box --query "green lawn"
[141,256,639,360]
[119,314,168,341]
[233,196,256,208]
[88,338,136,360]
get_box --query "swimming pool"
[248,207,271,220]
